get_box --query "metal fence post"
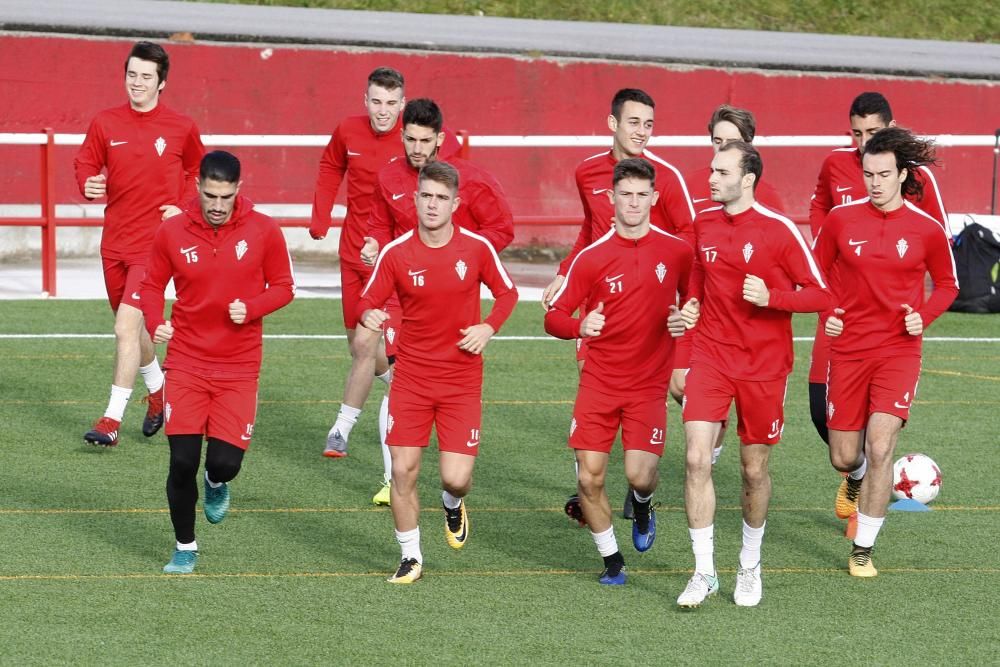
[40,128,57,297]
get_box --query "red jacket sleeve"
[309,126,348,239]
[179,123,205,204]
[557,170,596,276]
[243,221,296,322]
[479,243,519,333]
[74,116,107,195]
[809,157,834,239]
[914,166,950,235]
[367,175,394,250]
[766,227,832,313]
[464,178,514,252]
[140,224,174,337]
[811,212,843,320]
[357,248,397,321]
[917,224,959,327]
[544,253,593,339]
[657,176,696,246]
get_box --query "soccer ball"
[892,454,942,505]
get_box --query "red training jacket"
[557,149,695,276]
[367,156,514,253]
[74,103,204,262]
[545,225,694,397]
[309,116,461,267]
[358,226,518,386]
[688,202,831,380]
[140,196,296,378]
[808,147,948,239]
[813,198,958,360]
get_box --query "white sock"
[591,526,619,558]
[739,520,766,569]
[395,527,422,563]
[854,512,885,549]
[139,358,164,393]
[690,525,716,576]
[176,540,198,552]
[332,404,362,440]
[376,368,393,386]
[633,489,652,504]
[442,490,462,510]
[849,457,868,481]
[104,384,132,421]
[205,470,223,489]
[379,396,392,480]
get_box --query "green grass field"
[1,299,998,664]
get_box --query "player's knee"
[829,449,858,472]
[740,459,769,487]
[168,443,201,483]
[441,475,472,498]
[684,447,712,476]
[205,438,244,483]
[576,469,605,497]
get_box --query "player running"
[807,92,948,449]
[813,128,957,577]
[309,68,405,506]
[677,142,830,608]
[357,161,518,584]
[679,104,786,465]
[140,151,295,573]
[542,88,695,525]
[545,158,693,585]
[74,41,204,447]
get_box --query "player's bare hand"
[541,275,565,310]
[667,305,687,337]
[742,274,770,307]
[825,308,845,337]
[579,301,605,338]
[361,308,389,331]
[360,236,380,266]
[159,204,181,220]
[83,174,107,199]
[229,298,247,324]
[153,319,174,344]
[679,297,700,327]
[458,323,496,355]
[901,304,923,336]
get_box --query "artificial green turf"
[1,299,998,664]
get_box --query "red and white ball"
[892,454,942,505]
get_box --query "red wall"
[2,34,998,246]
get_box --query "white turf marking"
[0,334,997,343]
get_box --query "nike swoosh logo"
[836,186,852,192]
[466,440,479,448]
[700,246,717,251]
[692,197,708,203]
[110,140,128,146]
[605,274,623,282]
[592,188,608,195]
[180,245,198,254]
[131,292,140,300]
[767,431,780,439]
[848,239,868,246]
[392,192,406,200]
[241,435,252,441]
[347,150,361,156]
[408,269,427,276]
[894,402,910,409]
[649,439,664,446]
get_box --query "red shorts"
[101,257,146,312]
[809,319,832,384]
[826,356,921,431]
[341,262,371,329]
[682,363,787,445]
[576,337,588,362]
[672,334,692,370]
[385,378,482,456]
[569,386,666,455]
[163,369,259,450]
